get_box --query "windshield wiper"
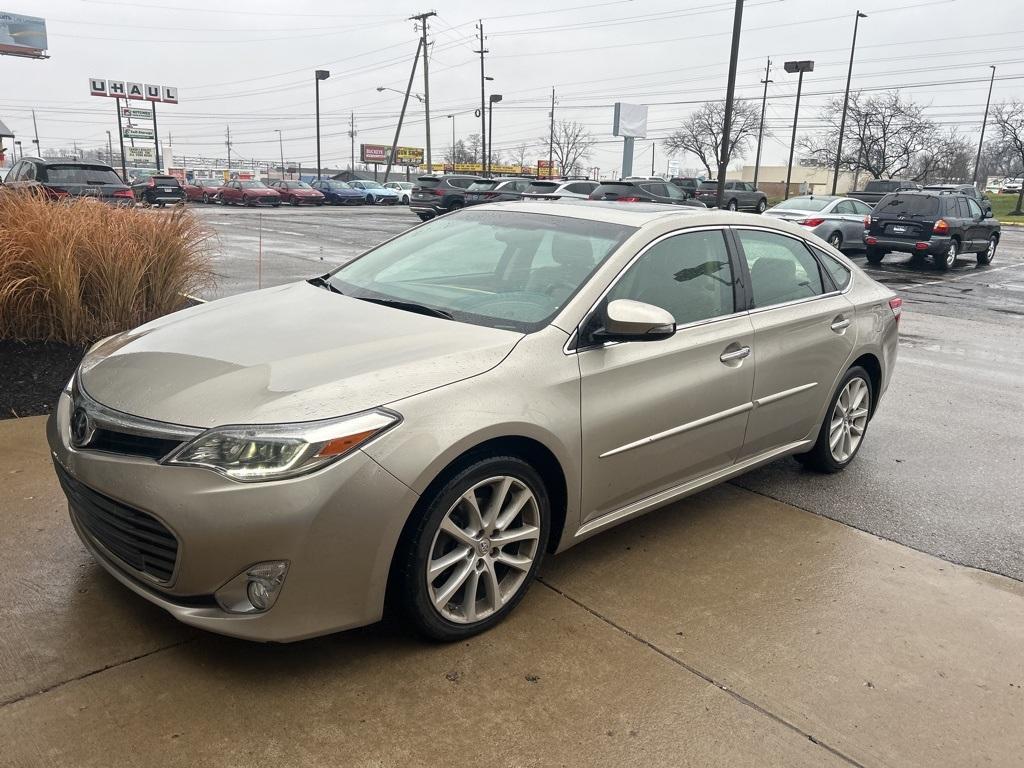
[309,276,344,295]
[356,296,453,320]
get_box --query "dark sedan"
[589,180,706,208]
[310,179,365,205]
[269,180,325,205]
[3,158,135,206]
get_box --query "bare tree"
[511,142,530,172]
[540,121,594,176]
[801,91,939,181]
[662,100,760,178]
[992,101,1024,213]
[465,133,483,165]
[912,128,974,183]
[443,139,474,165]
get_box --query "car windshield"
[48,165,123,185]
[698,181,718,190]
[327,181,351,189]
[285,182,311,189]
[877,194,939,217]
[771,197,832,211]
[360,181,384,189]
[327,210,635,332]
[240,181,267,188]
[201,180,223,187]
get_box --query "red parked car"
[269,180,325,205]
[217,180,281,207]
[184,179,224,203]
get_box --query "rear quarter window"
[814,248,852,290]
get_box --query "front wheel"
[827,231,843,250]
[202,193,211,204]
[366,194,376,205]
[727,199,738,211]
[977,235,997,265]
[796,366,872,473]
[865,247,885,264]
[755,198,767,213]
[416,212,432,221]
[934,239,957,271]
[396,456,550,641]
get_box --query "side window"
[945,197,961,216]
[5,162,20,181]
[955,197,970,218]
[605,230,735,326]
[744,183,755,192]
[736,229,824,308]
[661,183,686,200]
[966,198,983,218]
[451,178,474,189]
[22,162,36,181]
[814,247,852,291]
[852,200,873,216]
[834,200,856,214]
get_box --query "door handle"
[720,346,751,363]
[830,317,851,332]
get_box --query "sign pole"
[151,102,161,172]
[385,36,423,184]
[114,98,127,181]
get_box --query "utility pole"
[275,129,284,180]
[832,10,868,194]
[474,20,487,176]
[753,57,772,188]
[410,11,436,170]
[151,102,161,172]
[31,109,40,155]
[651,142,656,176]
[548,87,555,178]
[973,65,996,186]
[716,0,744,209]
[225,125,232,178]
[384,36,423,183]
[106,131,113,167]
[349,112,357,171]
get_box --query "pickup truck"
[849,178,922,207]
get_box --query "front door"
[731,227,857,459]
[578,228,755,522]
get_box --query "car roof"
[480,199,786,228]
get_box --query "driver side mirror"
[591,299,676,343]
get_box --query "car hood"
[244,188,278,196]
[329,188,362,196]
[80,282,523,427]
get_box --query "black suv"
[669,176,700,198]
[2,157,135,206]
[864,191,1000,270]
[132,174,186,207]
[410,175,483,220]
[463,177,534,207]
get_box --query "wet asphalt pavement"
[191,204,1024,582]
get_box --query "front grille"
[55,462,178,583]
[88,428,183,460]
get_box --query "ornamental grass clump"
[0,191,214,344]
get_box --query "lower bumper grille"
[55,462,178,583]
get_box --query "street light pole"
[832,11,867,194]
[784,60,814,200]
[314,69,330,179]
[274,129,284,180]
[716,0,744,210]
[973,65,996,187]
[753,57,772,188]
[488,95,502,176]
[447,114,455,167]
[106,130,113,168]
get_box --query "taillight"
[797,217,825,227]
[434,188,446,196]
[888,297,903,323]
[933,218,949,234]
[617,196,641,202]
[863,215,871,227]
[113,188,134,198]
[865,236,878,245]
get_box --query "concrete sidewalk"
[1,415,1022,767]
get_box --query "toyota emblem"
[70,406,95,448]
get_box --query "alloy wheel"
[829,232,842,249]
[829,377,870,463]
[427,475,541,624]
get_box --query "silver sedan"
[764,195,874,252]
[49,202,899,642]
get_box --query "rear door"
[963,197,987,250]
[732,227,857,458]
[578,228,755,521]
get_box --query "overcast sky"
[3,0,1022,176]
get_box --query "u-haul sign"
[89,78,178,104]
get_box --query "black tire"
[395,455,551,641]
[827,231,843,250]
[976,235,997,265]
[727,199,738,211]
[447,199,464,213]
[796,366,873,473]
[865,247,885,264]
[933,238,957,271]
[416,212,432,221]
[756,198,767,213]
[366,194,375,205]
[202,193,211,204]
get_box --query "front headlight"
[165,409,400,482]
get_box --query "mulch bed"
[0,340,87,420]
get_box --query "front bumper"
[47,393,419,642]
[865,234,951,255]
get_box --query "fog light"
[215,560,289,614]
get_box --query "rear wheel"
[755,198,767,213]
[934,239,957,271]
[727,199,738,211]
[796,366,872,473]
[865,247,885,264]
[447,199,464,214]
[827,231,843,250]
[977,235,997,265]
[396,456,550,641]
[417,212,432,221]
[202,193,211,204]
[366,194,376,205]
